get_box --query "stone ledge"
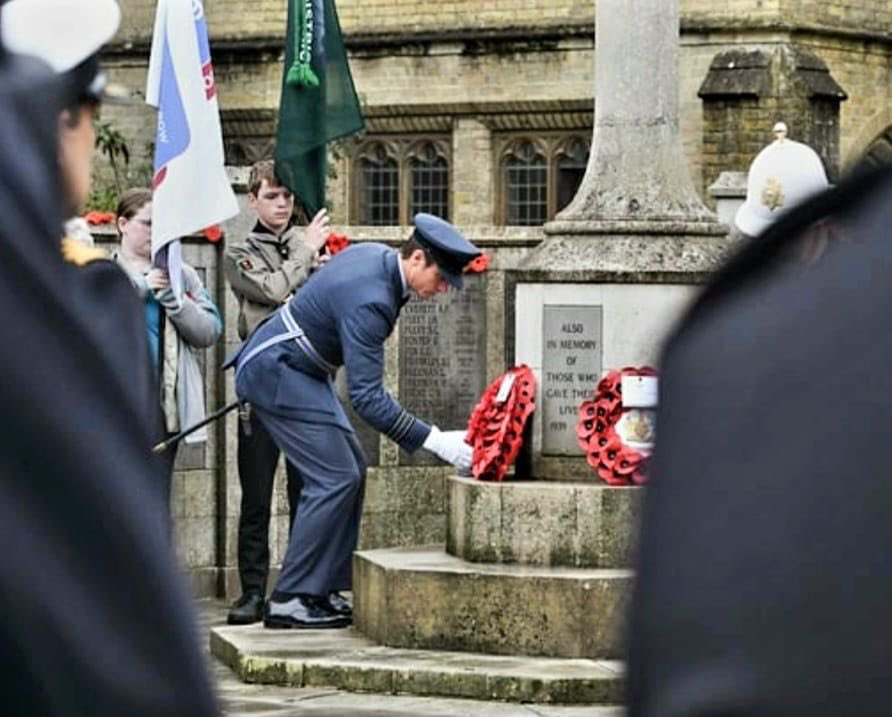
[354,547,633,659]
[210,624,623,704]
[447,477,642,568]
[513,232,740,282]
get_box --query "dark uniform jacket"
[223,222,316,340]
[626,166,892,717]
[0,56,217,717]
[234,242,431,452]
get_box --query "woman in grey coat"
[113,188,222,478]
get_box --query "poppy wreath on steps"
[576,366,658,486]
[465,364,536,482]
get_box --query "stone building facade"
[101,0,892,595]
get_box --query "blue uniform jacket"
[234,243,432,453]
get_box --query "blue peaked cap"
[412,213,482,289]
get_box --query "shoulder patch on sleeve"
[238,258,254,271]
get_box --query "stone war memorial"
[210,0,737,707]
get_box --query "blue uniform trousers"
[254,406,367,596]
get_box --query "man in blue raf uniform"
[232,213,481,628]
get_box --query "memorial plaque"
[335,370,380,466]
[542,305,603,455]
[398,274,487,466]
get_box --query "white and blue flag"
[146,0,237,286]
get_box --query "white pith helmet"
[735,122,830,238]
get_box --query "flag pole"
[152,399,241,454]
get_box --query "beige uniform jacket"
[223,224,317,340]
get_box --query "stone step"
[354,546,633,659]
[447,477,642,568]
[210,623,624,705]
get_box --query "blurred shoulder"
[61,237,107,267]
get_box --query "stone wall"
[782,0,892,34]
[114,0,891,42]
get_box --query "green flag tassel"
[287,0,320,88]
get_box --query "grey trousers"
[255,407,367,597]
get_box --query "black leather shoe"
[264,595,351,629]
[326,591,352,617]
[227,593,265,625]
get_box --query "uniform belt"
[281,304,337,377]
[235,306,336,382]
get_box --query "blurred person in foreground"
[0,0,218,714]
[626,160,892,717]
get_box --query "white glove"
[423,426,472,472]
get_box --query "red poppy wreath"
[465,364,536,482]
[576,366,658,486]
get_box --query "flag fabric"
[275,0,364,216]
[146,0,238,283]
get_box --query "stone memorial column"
[554,0,716,230]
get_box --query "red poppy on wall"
[83,211,115,226]
[202,225,222,242]
[464,254,490,273]
[326,232,350,255]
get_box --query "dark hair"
[115,187,152,237]
[248,159,281,196]
[399,232,434,264]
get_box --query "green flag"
[275,0,364,216]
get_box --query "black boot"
[227,593,265,625]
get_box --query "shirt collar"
[395,251,410,298]
[252,219,292,240]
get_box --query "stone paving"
[200,601,625,717]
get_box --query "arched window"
[358,143,399,226]
[352,136,451,225]
[556,138,590,213]
[409,142,449,219]
[497,133,591,225]
[504,141,547,226]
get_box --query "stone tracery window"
[409,142,449,219]
[358,143,399,226]
[496,133,591,225]
[505,141,547,226]
[353,136,451,225]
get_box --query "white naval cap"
[1,0,127,103]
